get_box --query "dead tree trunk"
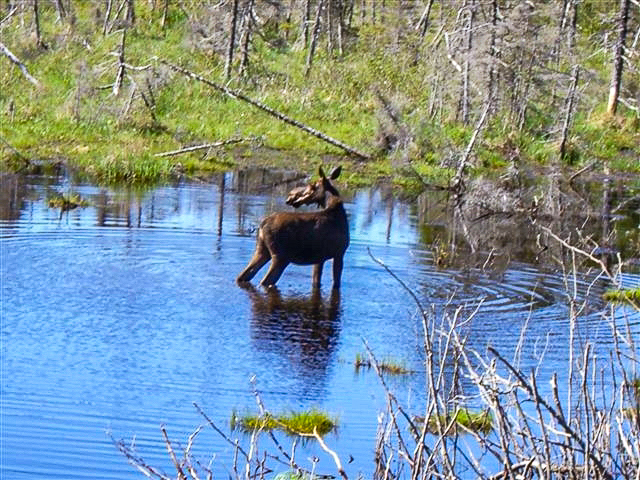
[239,0,255,77]
[33,0,42,48]
[300,0,311,47]
[225,0,240,80]
[461,2,475,125]
[125,0,135,25]
[162,60,371,160]
[567,0,578,52]
[54,0,66,21]
[417,0,435,40]
[103,0,113,35]
[161,0,169,30]
[305,0,324,77]
[559,66,580,162]
[113,28,126,96]
[327,0,333,54]
[607,0,631,116]
[486,0,498,113]
[337,0,344,56]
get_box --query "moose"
[236,166,349,290]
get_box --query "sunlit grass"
[417,409,493,436]
[603,288,640,308]
[230,409,337,437]
[354,353,413,375]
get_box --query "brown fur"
[237,166,349,289]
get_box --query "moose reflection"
[237,166,349,290]
[242,284,342,382]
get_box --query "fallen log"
[0,42,39,86]
[160,60,371,161]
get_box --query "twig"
[488,346,614,480]
[161,425,187,480]
[312,427,348,480]
[193,402,250,461]
[538,225,615,281]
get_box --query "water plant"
[416,409,493,436]
[603,288,640,308]
[354,352,412,375]
[47,193,90,210]
[230,409,337,437]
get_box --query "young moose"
[236,166,349,289]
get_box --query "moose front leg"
[312,262,324,288]
[260,255,290,287]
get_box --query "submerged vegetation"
[1,1,638,187]
[354,352,412,375]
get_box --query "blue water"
[1,171,638,478]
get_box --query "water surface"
[1,171,638,479]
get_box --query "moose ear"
[329,165,342,179]
[318,166,326,179]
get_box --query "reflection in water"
[0,174,23,221]
[243,284,342,391]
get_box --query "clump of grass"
[231,409,337,437]
[354,353,413,375]
[622,378,640,422]
[47,193,90,210]
[417,409,493,436]
[603,288,640,307]
[273,472,313,480]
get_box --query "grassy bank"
[1,2,638,187]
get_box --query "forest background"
[0,0,639,188]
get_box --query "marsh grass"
[604,287,640,307]
[230,409,337,437]
[354,352,413,375]
[47,192,90,210]
[416,409,493,436]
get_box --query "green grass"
[47,193,90,210]
[417,409,493,436]
[1,2,638,186]
[230,409,337,437]
[603,288,640,308]
[354,353,413,375]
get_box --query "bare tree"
[225,0,240,80]
[607,0,631,116]
[33,0,42,48]
[239,0,255,77]
[305,0,324,77]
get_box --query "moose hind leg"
[260,255,289,287]
[312,262,324,289]
[237,241,271,283]
[331,256,344,290]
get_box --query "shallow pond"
[1,169,639,479]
